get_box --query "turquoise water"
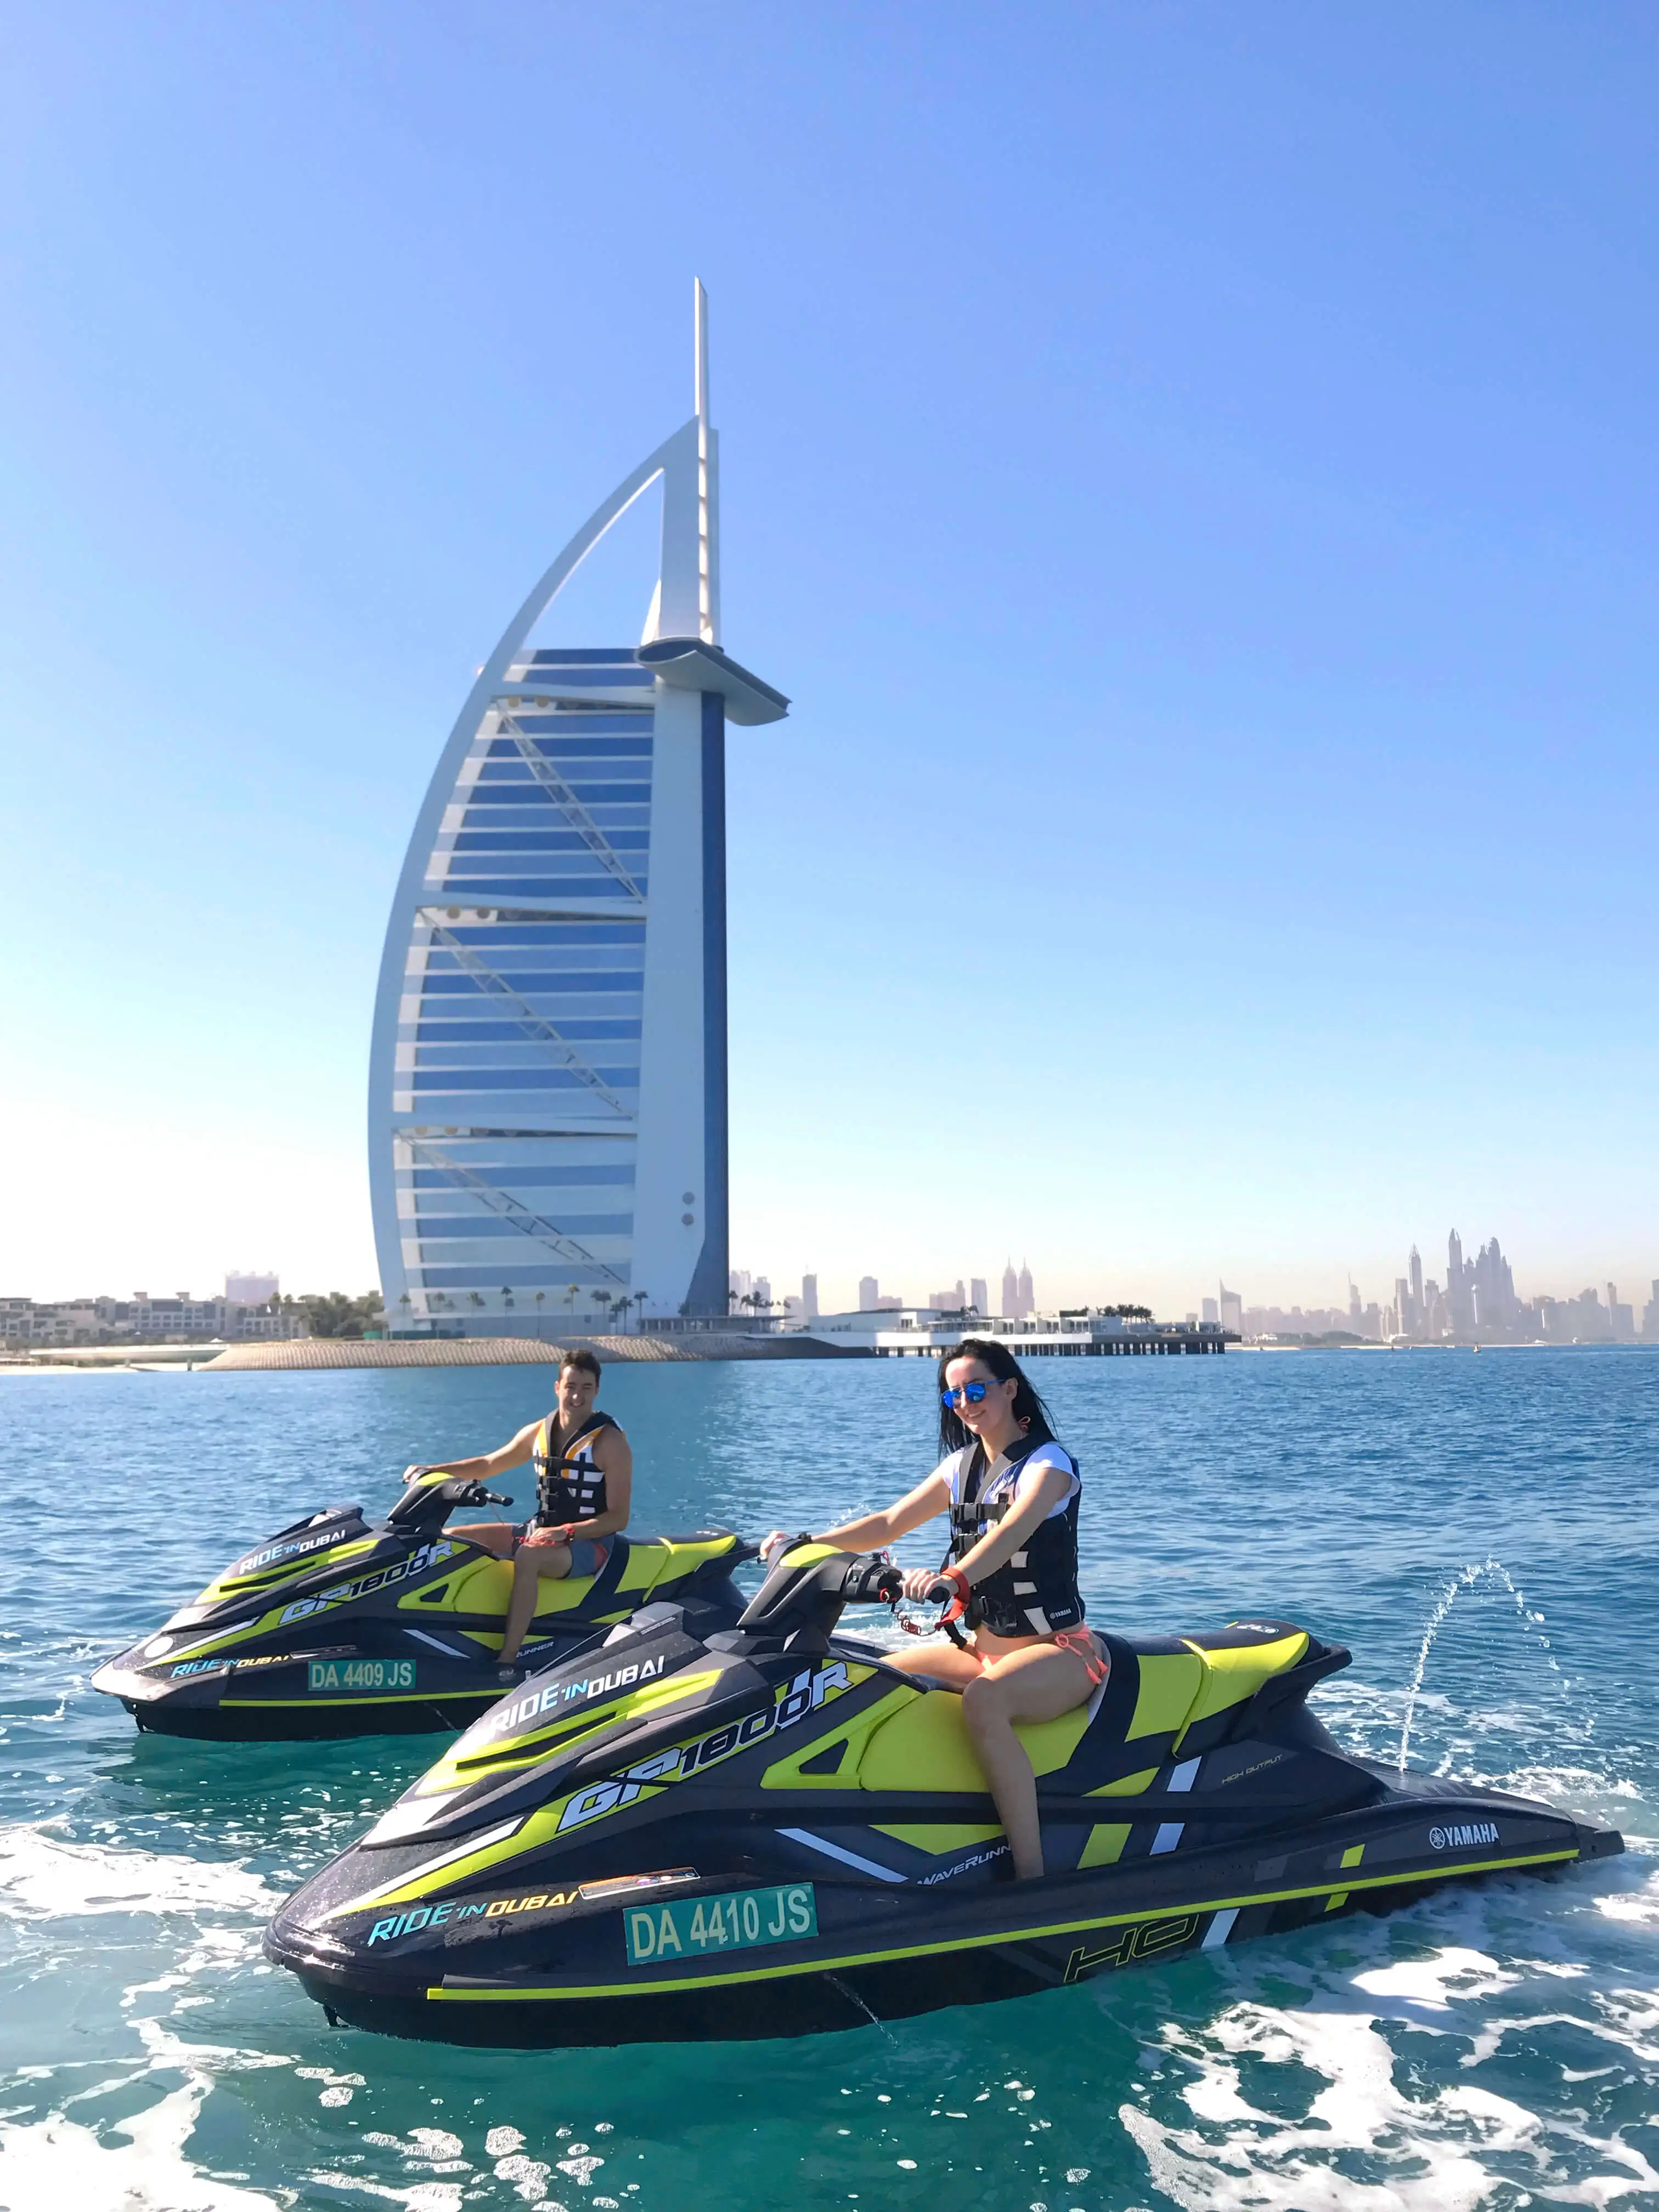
[2,1348,1657,2209]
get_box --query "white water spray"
[1396,1556,1570,1772]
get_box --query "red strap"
[937,1565,971,1623]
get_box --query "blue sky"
[3,2,1655,1316]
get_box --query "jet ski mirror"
[387,1476,514,1534]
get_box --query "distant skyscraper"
[1001,1261,1018,1317]
[1218,1285,1242,1334]
[1017,1262,1034,1317]
[1202,1297,1219,1325]
[801,1273,819,1319]
[970,1276,989,1317]
[1348,1279,1362,1325]
[1408,1244,1423,1317]
[1446,1229,1472,1333]
[859,1276,880,1313]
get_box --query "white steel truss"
[498,715,647,906]
[419,915,634,1120]
[402,1137,629,1286]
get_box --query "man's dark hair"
[560,1347,602,1383]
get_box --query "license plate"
[624,1882,816,1965]
[307,1659,415,1692]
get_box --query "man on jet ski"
[405,1348,631,1675]
[761,1338,1102,1882]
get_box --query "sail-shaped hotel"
[368,286,787,1335]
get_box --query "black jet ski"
[92,1471,753,1741]
[264,1539,1622,2045]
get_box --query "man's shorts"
[517,1525,611,1580]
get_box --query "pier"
[874,1319,1229,1358]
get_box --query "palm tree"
[468,1291,484,1310]
[500,1285,514,1310]
[534,1290,546,1338]
[593,1290,613,1331]
[566,1284,579,1322]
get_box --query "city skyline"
[10,1231,1659,1347]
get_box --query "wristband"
[937,1565,970,1623]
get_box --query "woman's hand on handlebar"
[900,1567,945,1602]
[759,1529,793,1566]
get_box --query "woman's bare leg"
[961,1643,1101,1880]
[881,1642,984,1686]
[498,1543,572,1668]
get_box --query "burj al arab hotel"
[368,285,787,1335]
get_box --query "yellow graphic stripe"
[201,1539,377,1599]
[425,1847,1579,2003]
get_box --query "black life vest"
[532,1410,618,1528]
[946,1432,1085,1640]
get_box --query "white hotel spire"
[367,285,786,1335]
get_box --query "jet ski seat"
[439,1533,744,1622]
[855,1620,1317,1796]
[442,1537,634,1621]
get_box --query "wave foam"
[0,1826,280,1921]
[0,2079,284,2211]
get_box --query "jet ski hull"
[266,1778,1621,2047]
[93,1497,753,1741]
[262,1560,1623,2048]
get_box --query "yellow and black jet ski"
[264,1540,1622,2044]
[92,1472,753,1741]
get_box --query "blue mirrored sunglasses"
[941,1381,990,1407]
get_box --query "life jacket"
[946,1432,1085,1640]
[532,1410,618,1528]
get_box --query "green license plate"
[624,1882,817,1966]
[307,1659,415,1692]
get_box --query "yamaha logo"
[1429,1821,1499,1851]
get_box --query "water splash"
[827,1972,899,2044]
[1397,1556,1575,1772]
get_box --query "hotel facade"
[367,287,786,1334]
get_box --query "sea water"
[1,1347,1655,2209]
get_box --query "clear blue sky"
[4,2,1655,1317]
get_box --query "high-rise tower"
[368,286,788,1334]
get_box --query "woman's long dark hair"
[936,1338,1058,1456]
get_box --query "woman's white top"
[933,1439,1080,1520]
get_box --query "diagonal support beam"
[420,917,634,1121]
[403,1139,628,1286]
[500,715,646,905]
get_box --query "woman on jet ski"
[762,1339,1102,1882]
[406,1348,632,1675]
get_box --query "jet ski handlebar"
[736,1545,903,1638]
[387,1476,514,1533]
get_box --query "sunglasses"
[940,1381,994,1407]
